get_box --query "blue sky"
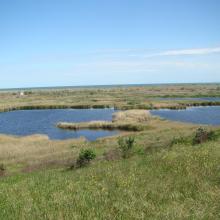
[0,0,220,88]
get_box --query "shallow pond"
[0,109,118,140]
[151,106,220,125]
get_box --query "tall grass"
[0,140,219,219]
[57,110,151,131]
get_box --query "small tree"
[76,149,96,168]
[118,136,135,158]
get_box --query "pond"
[0,109,118,140]
[151,106,220,125]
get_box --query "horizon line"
[1,82,220,91]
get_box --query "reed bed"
[57,110,151,131]
[57,121,147,131]
[1,84,220,112]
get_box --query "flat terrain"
[0,84,220,219]
[1,83,220,111]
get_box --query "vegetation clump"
[75,149,96,168]
[193,127,217,145]
[57,110,151,132]
[0,163,6,176]
[170,136,191,146]
[112,110,151,123]
[57,121,146,131]
[118,136,135,158]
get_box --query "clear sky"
[0,0,220,88]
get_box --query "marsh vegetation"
[0,84,220,219]
[57,110,151,132]
[1,84,220,112]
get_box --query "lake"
[151,106,220,125]
[0,109,118,140]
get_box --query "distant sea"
[0,82,219,92]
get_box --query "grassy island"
[57,110,151,131]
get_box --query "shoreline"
[1,101,220,113]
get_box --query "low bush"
[118,136,135,158]
[0,164,5,176]
[75,149,96,168]
[193,127,217,145]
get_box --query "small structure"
[16,91,25,98]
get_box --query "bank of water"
[151,106,220,125]
[0,109,118,140]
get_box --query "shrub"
[193,127,217,145]
[118,136,135,158]
[0,163,5,176]
[75,149,96,168]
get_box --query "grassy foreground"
[0,139,220,219]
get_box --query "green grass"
[0,140,220,219]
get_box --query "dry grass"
[1,84,220,111]
[0,134,87,171]
[57,110,151,131]
[112,109,151,122]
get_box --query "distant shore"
[1,83,220,113]
[1,82,220,92]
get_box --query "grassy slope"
[0,140,220,219]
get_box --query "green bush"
[193,127,217,145]
[76,149,96,168]
[118,136,135,158]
